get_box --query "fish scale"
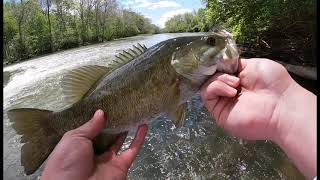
[7,30,239,175]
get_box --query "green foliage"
[24,4,52,56]
[164,11,206,33]
[3,0,159,64]
[165,0,316,65]
[4,3,18,62]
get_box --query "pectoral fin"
[168,103,188,128]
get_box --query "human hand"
[201,58,293,140]
[41,109,148,180]
[200,58,316,179]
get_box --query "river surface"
[3,33,305,180]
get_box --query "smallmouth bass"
[7,30,239,175]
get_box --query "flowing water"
[3,33,305,180]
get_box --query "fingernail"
[94,109,103,118]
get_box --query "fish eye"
[206,37,216,46]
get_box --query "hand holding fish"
[200,58,316,179]
[8,32,241,175]
[7,32,315,179]
[41,110,148,180]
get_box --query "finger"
[118,124,148,168]
[201,73,240,91]
[217,74,240,88]
[201,72,223,89]
[110,132,128,154]
[238,58,248,72]
[73,109,105,139]
[201,80,237,101]
[213,97,231,127]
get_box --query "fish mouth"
[219,55,239,74]
[219,40,240,74]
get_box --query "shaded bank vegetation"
[3,0,160,65]
[164,0,316,66]
[4,0,316,68]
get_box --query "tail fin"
[7,108,60,175]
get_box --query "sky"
[120,0,205,28]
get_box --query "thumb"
[74,109,105,139]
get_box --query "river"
[3,33,305,180]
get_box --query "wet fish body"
[7,31,239,175]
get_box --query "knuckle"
[213,72,224,80]
[63,129,84,138]
[238,70,246,80]
[218,73,229,80]
[213,80,223,88]
[63,130,75,138]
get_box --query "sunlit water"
[3,33,305,180]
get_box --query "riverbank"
[3,33,157,68]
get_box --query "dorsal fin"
[109,43,147,69]
[61,65,112,104]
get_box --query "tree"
[16,0,27,59]
[40,0,53,51]
[164,0,316,65]
[3,0,160,64]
